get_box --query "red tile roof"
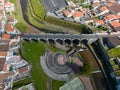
[106,14,117,20]
[63,10,71,17]
[18,66,28,73]
[100,6,108,12]
[110,21,120,28]
[5,23,14,32]
[2,34,11,40]
[95,20,104,25]
[0,58,6,71]
[2,64,7,72]
[73,11,83,18]
[0,52,7,57]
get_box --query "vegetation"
[9,65,13,71]
[10,0,29,32]
[80,62,93,76]
[29,0,46,21]
[21,41,48,90]
[26,2,45,28]
[108,47,120,58]
[52,80,64,90]
[45,16,93,33]
[13,77,31,89]
[15,22,28,33]
[21,41,65,89]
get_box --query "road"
[20,33,120,40]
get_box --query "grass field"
[29,0,46,21]
[10,0,29,32]
[21,41,48,90]
[108,47,120,58]
[21,41,65,89]
[27,3,45,28]
[52,80,64,90]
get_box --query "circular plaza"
[40,52,73,81]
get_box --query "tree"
[80,24,93,34]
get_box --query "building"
[72,11,83,22]
[103,36,120,49]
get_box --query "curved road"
[20,0,66,34]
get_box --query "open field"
[21,41,65,89]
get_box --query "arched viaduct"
[20,33,99,45]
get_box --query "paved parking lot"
[41,0,67,13]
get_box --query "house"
[5,23,17,34]
[110,21,120,32]
[0,51,7,58]
[107,0,116,4]
[0,19,7,33]
[0,43,9,51]
[16,66,30,79]
[0,58,6,71]
[63,10,72,18]
[108,4,120,15]
[1,34,11,40]
[7,16,17,25]
[97,6,109,16]
[1,34,20,42]
[105,14,118,23]
[91,2,101,10]
[4,1,14,14]
[2,64,8,72]
[0,71,14,89]
[67,1,76,7]
[103,36,120,49]
[72,11,83,22]
[94,20,105,26]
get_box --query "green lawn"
[10,0,29,32]
[21,41,65,89]
[27,3,45,28]
[13,77,31,90]
[52,80,64,90]
[21,41,48,90]
[29,0,46,21]
[108,47,120,58]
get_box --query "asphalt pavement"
[41,0,67,13]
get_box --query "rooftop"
[106,14,117,20]
[108,36,120,46]
[95,20,104,25]
[109,4,120,14]
[0,52,7,57]
[110,21,120,28]
[100,6,109,12]
[2,34,11,40]
[18,66,29,73]
[73,11,83,18]
[0,44,9,51]
[5,23,14,32]
[0,58,6,71]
